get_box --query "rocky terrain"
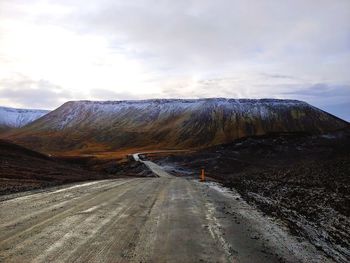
[149,127,350,262]
[3,98,348,154]
[0,106,49,133]
[0,160,330,263]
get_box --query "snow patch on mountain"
[0,106,49,128]
[50,98,311,129]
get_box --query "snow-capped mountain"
[0,106,49,132]
[4,98,348,153]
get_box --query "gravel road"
[0,161,331,263]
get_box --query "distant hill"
[0,106,49,133]
[0,139,108,195]
[3,98,348,154]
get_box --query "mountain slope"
[0,139,107,195]
[4,98,348,154]
[0,106,49,133]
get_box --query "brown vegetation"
[3,99,348,155]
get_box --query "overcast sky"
[0,0,349,120]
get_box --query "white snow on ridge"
[48,98,311,130]
[63,98,309,114]
[0,106,49,128]
[65,98,308,108]
[72,98,309,116]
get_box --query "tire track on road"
[65,179,165,263]
[0,179,142,250]
[33,180,159,263]
[0,179,135,227]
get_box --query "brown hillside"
[3,98,348,155]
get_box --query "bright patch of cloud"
[0,0,349,120]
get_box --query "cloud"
[260,73,301,81]
[0,0,349,119]
[282,83,350,102]
[0,75,72,109]
[280,83,350,121]
[62,0,350,78]
[89,88,154,101]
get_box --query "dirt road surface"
[0,160,331,262]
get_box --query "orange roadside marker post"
[200,169,205,182]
